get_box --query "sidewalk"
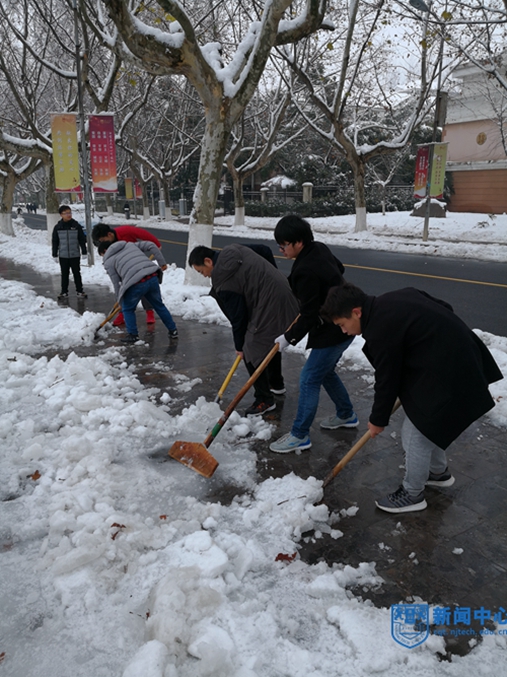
[2,255,506,658]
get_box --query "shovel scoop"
[169,344,280,478]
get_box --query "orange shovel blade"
[168,441,219,478]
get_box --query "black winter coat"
[361,288,503,449]
[52,218,87,258]
[285,241,350,349]
[211,244,299,366]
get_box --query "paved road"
[22,213,507,336]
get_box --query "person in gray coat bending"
[98,239,177,344]
[51,205,87,299]
[189,244,299,416]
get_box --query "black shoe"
[245,400,276,417]
[58,292,68,299]
[77,291,87,298]
[168,329,178,339]
[121,333,139,344]
[426,467,455,487]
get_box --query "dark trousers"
[59,257,83,294]
[245,351,283,403]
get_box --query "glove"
[275,334,289,351]
[53,257,59,263]
[81,254,88,260]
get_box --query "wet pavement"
[2,255,506,658]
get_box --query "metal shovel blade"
[168,440,219,478]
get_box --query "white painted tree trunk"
[46,212,60,246]
[185,222,213,286]
[234,206,245,226]
[354,206,367,233]
[352,161,368,233]
[143,206,150,220]
[0,212,15,236]
[0,173,16,235]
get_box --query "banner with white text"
[89,115,118,193]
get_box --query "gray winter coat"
[211,244,299,366]
[102,240,166,300]
[52,218,87,258]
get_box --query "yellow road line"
[343,263,507,289]
[159,238,507,290]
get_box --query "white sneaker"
[269,433,311,453]
[320,413,359,429]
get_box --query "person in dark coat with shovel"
[189,244,299,416]
[320,282,503,514]
[269,215,358,454]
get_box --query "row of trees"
[1,1,506,275]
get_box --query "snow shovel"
[214,355,242,403]
[168,343,281,478]
[322,398,402,489]
[94,301,121,339]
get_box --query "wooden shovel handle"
[96,302,121,331]
[215,355,242,403]
[204,344,280,447]
[203,313,300,448]
[322,398,402,488]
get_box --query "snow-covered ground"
[0,213,506,676]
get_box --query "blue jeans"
[291,339,354,439]
[121,275,176,335]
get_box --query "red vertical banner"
[89,114,118,193]
[414,146,430,199]
[124,178,133,200]
[134,178,143,199]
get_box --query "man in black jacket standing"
[269,215,358,453]
[320,282,503,513]
[52,205,88,299]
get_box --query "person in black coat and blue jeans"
[269,215,358,454]
[320,282,503,513]
[52,205,87,299]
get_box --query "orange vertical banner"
[89,114,118,193]
[51,113,81,192]
[125,178,133,199]
[134,178,143,199]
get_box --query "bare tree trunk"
[185,114,229,284]
[351,158,367,233]
[45,161,61,245]
[0,173,16,236]
[141,182,150,219]
[105,194,114,215]
[233,175,245,226]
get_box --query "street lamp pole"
[71,0,94,265]
[409,0,445,242]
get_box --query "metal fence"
[93,183,414,218]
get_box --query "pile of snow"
[1,215,507,675]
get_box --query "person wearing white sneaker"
[321,282,503,512]
[269,215,357,454]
